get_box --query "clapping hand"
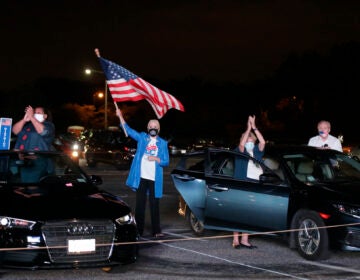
[248,115,256,129]
[24,106,33,122]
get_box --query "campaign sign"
[0,118,12,150]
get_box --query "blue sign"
[0,118,12,150]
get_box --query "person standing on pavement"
[308,120,342,152]
[232,115,266,249]
[116,108,169,238]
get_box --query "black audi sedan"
[0,150,138,269]
[171,145,360,261]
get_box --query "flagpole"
[114,102,128,137]
[94,48,128,137]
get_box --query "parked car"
[83,129,136,169]
[53,132,84,164]
[171,145,360,261]
[167,137,192,156]
[0,150,138,269]
[190,137,231,151]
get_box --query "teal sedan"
[171,145,360,261]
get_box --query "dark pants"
[135,178,161,236]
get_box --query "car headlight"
[115,213,136,225]
[71,151,79,157]
[0,216,36,230]
[72,143,79,150]
[333,204,360,218]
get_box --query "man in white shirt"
[308,120,343,152]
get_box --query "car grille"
[42,219,115,264]
[345,228,360,248]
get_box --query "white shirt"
[246,150,263,180]
[308,135,343,152]
[140,138,158,181]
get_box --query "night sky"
[1,1,360,144]
[2,1,359,90]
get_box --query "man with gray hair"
[308,120,342,152]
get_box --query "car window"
[208,151,235,177]
[283,154,317,183]
[263,157,285,180]
[283,152,360,184]
[331,154,360,180]
[175,154,204,172]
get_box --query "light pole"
[85,68,108,129]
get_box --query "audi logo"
[66,223,94,235]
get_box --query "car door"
[203,149,290,232]
[170,152,208,223]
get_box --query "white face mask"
[34,113,45,122]
[244,141,255,152]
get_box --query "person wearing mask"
[116,109,169,238]
[308,120,342,152]
[12,105,55,151]
[232,115,266,249]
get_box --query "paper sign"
[0,118,12,150]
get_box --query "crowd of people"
[10,104,344,248]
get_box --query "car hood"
[0,186,131,221]
[311,180,360,204]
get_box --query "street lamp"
[85,68,108,129]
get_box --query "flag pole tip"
[94,48,101,57]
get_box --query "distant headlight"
[333,204,360,218]
[72,143,79,150]
[116,213,136,225]
[72,151,79,158]
[0,216,36,230]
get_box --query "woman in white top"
[232,115,266,249]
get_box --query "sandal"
[240,243,257,249]
[232,243,241,249]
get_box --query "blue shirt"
[14,121,55,151]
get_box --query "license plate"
[68,239,96,254]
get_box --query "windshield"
[0,152,88,185]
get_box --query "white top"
[308,134,343,152]
[140,138,158,181]
[247,151,263,180]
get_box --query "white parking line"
[159,231,309,280]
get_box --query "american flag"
[98,57,185,119]
[1,118,12,126]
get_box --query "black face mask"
[148,128,159,137]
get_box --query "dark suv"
[83,129,136,169]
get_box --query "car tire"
[187,210,205,236]
[292,209,330,260]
